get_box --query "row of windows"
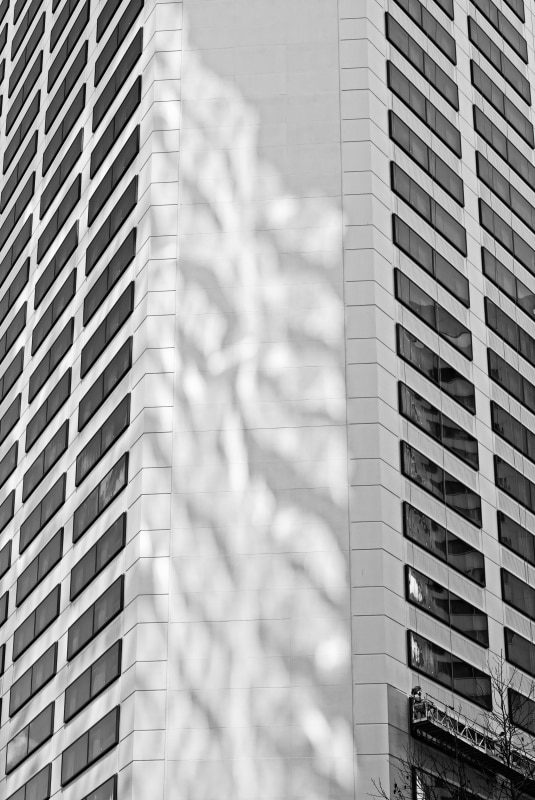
[34,222,77,308]
[62,706,119,785]
[391,163,467,255]
[1,132,37,212]
[477,153,535,237]
[51,0,83,51]
[81,283,134,377]
[45,42,87,133]
[389,112,463,205]
[71,514,125,599]
[395,270,472,358]
[505,627,535,678]
[6,51,42,134]
[48,0,89,92]
[495,454,535,513]
[470,0,527,62]
[397,325,476,414]
[23,420,68,501]
[502,568,535,621]
[19,473,65,552]
[387,62,461,157]
[488,349,535,416]
[17,528,63,605]
[471,62,534,147]
[40,131,83,219]
[468,17,530,104]
[482,248,535,319]
[65,640,121,721]
[0,174,34,252]
[94,0,143,86]
[42,84,85,176]
[13,585,60,660]
[28,317,73,402]
[6,702,54,773]
[88,127,139,226]
[37,175,81,263]
[84,229,136,325]
[491,401,535,467]
[12,0,43,59]
[401,441,482,526]
[4,91,39,173]
[76,396,130,485]
[498,511,535,567]
[392,0,456,63]
[479,201,535,279]
[9,643,56,716]
[90,76,141,178]
[9,13,44,98]
[72,454,128,542]
[406,565,488,646]
[32,269,76,355]
[67,576,123,658]
[399,382,479,468]
[403,503,485,584]
[26,369,70,452]
[392,216,469,306]
[93,29,142,131]
[86,177,138,273]
[7,764,50,800]
[409,630,491,709]
[78,337,132,430]
[386,13,458,110]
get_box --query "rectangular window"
[477,153,535,238]
[40,131,83,220]
[82,776,117,800]
[488,349,535,415]
[97,0,122,40]
[28,318,73,402]
[6,52,42,135]
[81,283,134,376]
[26,370,71,452]
[406,565,488,646]
[509,688,535,736]
[392,0,456,63]
[474,107,535,193]
[76,397,130,485]
[0,539,11,581]
[48,0,89,91]
[0,175,34,252]
[1,133,37,212]
[0,305,26,370]
[88,127,139,225]
[17,529,63,606]
[0,394,19,450]
[61,707,120,785]
[0,491,14,535]
[470,0,528,61]
[491,401,535,466]
[73,455,128,542]
[6,764,50,800]
[0,220,32,295]
[468,17,530,103]
[51,0,83,50]
[391,164,467,255]
[495,455,535,513]
[90,77,141,177]
[37,175,81,263]
[78,338,132,430]
[12,0,42,57]
[71,515,126,600]
[471,61,533,147]
[32,270,76,355]
[9,643,57,715]
[498,511,535,566]
[42,84,85,175]
[8,14,45,98]
[64,640,121,721]
[92,31,142,131]
[12,586,60,660]
[0,442,18,490]
[45,42,87,133]
[479,201,535,280]
[0,266,29,345]
[408,630,491,708]
[3,91,40,173]
[84,230,136,325]
[6,703,54,773]
[0,350,24,405]
[67,577,124,659]
[23,421,68,502]
[94,0,143,86]
[19,474,66,553]
[482,248,535,319]
[505,627,535,677]
[86,178,138,274]
[34,223,78,308]
[502,568,535,621]
[397,325,476,414]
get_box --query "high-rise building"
[1,0,535,798]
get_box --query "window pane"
[94,579,122,632]
[88,708,119,763]
[407,566,449,623]
[409,630,452,687]
[91,641,121,695]
[64,668,91,721]
[61,733,88,784]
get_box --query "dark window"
[477,153,535,237]
[391,164,467,255]
[491,401,535,466]
[0,222,32,299]
[389,113,463,204]
[95,0,143,86]
[505,627,535,677]
[28,318,73,402]
[9,643,57,715]
[401,442,482,526]
[399,383,478,467]
[97,0,122,40]
[495,455,535,513]
[0,265,30,341]
[468,17,530,103]
[11,0,44,59]
[42,84,85,175]
[86,178,138,274]
[8,14,45,98]
[471,61,533,147]
[84,230,136,324]
[474,107,535,194]
[397,325,476,414]
[48,0,89,91]
[0,175,34,252]
[0,491,14,535]
[12,586,60,660]
[90,77,141,177]
[78,338,132,430]
[92,30,142,131]
[23,421,69,501]
[386,13,458,109]
[81,283,135,376]
[6,764,50,800]
[0,539,11,580]
[51,0,83,50]
[387,62,461,156]
[35,223,78,308]
[61,707,120,785]
[88,127,139,225]
[1,135,37,213]
[26,370,71,452]
[408,630,491,708]
[6,52,42,135]
[0,25,6,59]
[40,132,83,219]
[482,248,535,319]
[3,91,40,173]
[6,703,54,773]
[76,396,130,485]
[0,442,18,490]
[502,568,535,620]
[395,271,471,358]
[14,0,30,24]
[0,349,24,405]
[82,776,117,800]
[406,565,488,646]
[498,511,535,566]
[32,270,76,356]
[392,216,469,306]
[37,175,81,263]
[72,454,128,543]
[480,201,535,279]
[19,474,66,553]
[0,304,27,366]
[470,0,528,61]
[17,530,63,606]
[64,641,121,721]
[71,515,126,600]
[509,689,535,736]
[488,349,535,415]
[45,42,87,133]
[67,578,124,659]
[392,0,456,62]
[0,394,20,449]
